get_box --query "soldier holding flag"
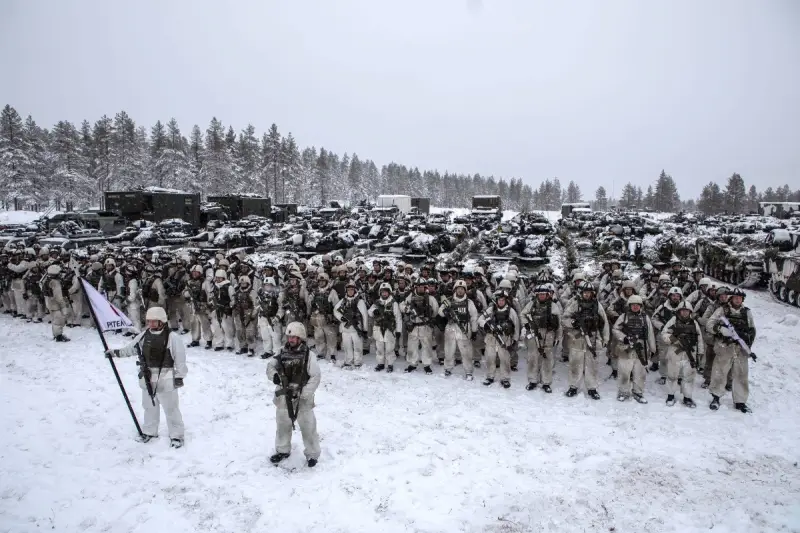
[107,306,188,448]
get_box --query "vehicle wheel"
[789,289,798,307]
[770,278,779,295]
[779,285,789,303]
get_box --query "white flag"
[80,278,136,332]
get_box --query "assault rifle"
[574,316,598,358]
[675,332,698,369]
[403,306,422,332]
[134,345,157,406]
[274,356,306,430]
[438,297,468,334]
[484,319,512,349]
[633,339,648,369]
[523,312,549,359]
[719,316,757,362]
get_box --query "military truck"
[207,195,271,220]
[104,189,201,228]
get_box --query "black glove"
[483,323,491,333]
[395,332,401,341]
[623,336,631,345]
[272,373,281,385]
[750,353,757,362]
[22,293,29,300]
[174,378,184,388]
[471,332,478,341]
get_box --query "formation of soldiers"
[0,245,757,413]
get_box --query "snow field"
[0,210,46,226]
[1,290,800,533]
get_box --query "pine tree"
[23,115,49,207]
[654,170,680,211]
[620,183,638,207]
[200,117,232,196]
[314,147,329,205]
[566,180,582,203]
[724,172,746,213]
[697,182,724,215]
[261,124,281,200]
[644,185,654,209]
[0,105,31,209]
[279,133,300,202]
[233,124,260,194]
[594,186,607,211]
[50,120,91,209]
[747,185,759,213]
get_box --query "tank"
[695,237,767,288]
[764,230,800,306]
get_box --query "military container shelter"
[472,195,502,211]
[411,197,431,214]
[104,189,201,228]
[207,195,271,220]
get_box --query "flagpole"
[79,278,144,438]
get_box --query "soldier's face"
[630,304,642,313]
[719,295,728,304]
[146,319,165,330]
[623,288,634,297]
[678,309,691,320]
[496,297,507,307]
[191,272,201,279]
[537,293,549,302]
[318,279,327,288]
[730,295,743,307]
[346,287,356,297]
[582,291,593,300]
[287,335,301,347]
[669,294,681,304]
[455,287,466,298]
[381,290,390,299]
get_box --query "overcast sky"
[1,0,798,197]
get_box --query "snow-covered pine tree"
[279,133,300,203]
[0,105,31,209]
[200,117,232,196]
[232,124,259,194]
[724,172,747,214]
[566,180,582,203]
[261,124,281,200]
[153,119,193,190]
[23,115,50,208]
[314,148,329,205]
[187,125,204,194]
[50,120,92,210]
[594,186,608,211]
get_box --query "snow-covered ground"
[0,210,46,225]
[2,289,799,533]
